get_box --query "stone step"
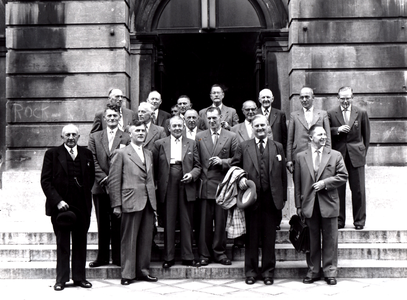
[1,259,407,279]
[1,243,406,262]
[2,228,407,245]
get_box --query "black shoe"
[303,277,321,284]
[121,278,134,285]
[355,225,364,230]
[245,277,256,285]
[264,277,274,285]
[162,260,175,269]
[89,260,109,268]
[217,258,232,265]
[139,275,158,282]
[197,259,209,266]
[54,282,65,291]
[325,277,337,285]
[73,280,92,288]
[182,260,197,266]
[338,224,344,229]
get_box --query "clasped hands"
[209,156,222,167]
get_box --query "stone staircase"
[1,222,407,279]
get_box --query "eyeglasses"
[64,133,78,138]
[244,108,257,111]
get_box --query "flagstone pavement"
[1,277,405,300]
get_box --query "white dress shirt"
[64,144,78,159]
[170,135,182,164]
[303,106,314,128]
[186,127,197,140]
[210,128,222,145]
[244,119,253,139]
[311,145,324,171]
[341,105,351,124]
[107,127,118,151]
[131,142,145,163]
[254,136,268,149]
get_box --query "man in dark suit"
[90,88,137,133]
[153,116,201,268]
[138,102,167,151]
[295,125,348,285]
[198,84,239,130]
[40,124,95,291]
[109,121,158,285]
[146,90,171,127]
[257,89,287,153]
[231,100,257,143]
[287,87,331,174]
[195,106,239,266]
[232,114,287,285]
[328,86,370,230]
[88,104,131,268]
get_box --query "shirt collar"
[210,128,221,135]
[187,126,197,133]
[303,106,314,113]
[145,121,152,129]
[64,144,78,153]
[262,106,271,114]
[311,144,324,153]
[341,105,352,112]
[107,127,118,134]
[254,136,267,146]
[212,103,223,111]
[171,135,182,143]
[131,142,143,151]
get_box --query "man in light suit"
[195,106,239,266]
[146,90,171,127]
[41,124,95,291]
[183,109,201,140]
[257,89,287,154]
[109,121,158,285]
[232,114,287,285]
[231,100,257,143]
[287,87,331,174]
[328,86,370,230]
[138,102,167,151]
[88,104,131,268]
[198,84,239,130]
[153,116,201,268]
[91,88,137,133]
[295,125,348,285]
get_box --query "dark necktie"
[69,148,75,160]
[259,139,265,154]
[314,149,321,176]
[264,108,269,118]
[213,131,219,150]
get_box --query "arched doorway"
[132,0,288,117]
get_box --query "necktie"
[314,150,321,176]
[305,109,312,127]
[343,109,349,125]
[259,139,265,154]
[118,113,123,131]
[213,131,219,150]
[264,108,269,118]
[175,138,180,144]
[69,148,75,160]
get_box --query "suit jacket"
[143,123,167,151]
[195,129,239,199]
[198,104,240,130]
[231,122,252,143]
[328,105,370,168]
[90,107,137,134]
[155,109,171,128]
[153,136,202,202]
[294,146,348,218]
[287,108,331,162]
[109,145,157,213]
[231,138,287,209]
[41,144,95,217]
[88,128,131,194]
[257,107,288,153]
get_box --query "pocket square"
[276,154,282,161]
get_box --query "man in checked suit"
[88,104,131,268]
[137,102,167,151]
[287,87,331,174]
[232,114,287,286]
[109,121,158,285]
[195,106,239,266]
[153,116,201,268]
[198,84,239,131]
[295,125,348,285]
[91,88,137,134]
[328,86,370,230]
[41,124,95,291]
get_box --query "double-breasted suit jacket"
[90,107,137,134]
[287,109,331,163]
[195,129,239,199]
[198,105,240,130]
[143,123,167,151]
[154,136,202,203]
[231,122,251,144]
[257,107,288,153]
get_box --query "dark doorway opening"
[158,32,259,120]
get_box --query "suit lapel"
[316,147,331,180]
[246,140,259,175]
[304,148,315,181]
[269,108,277,127]
[57,145,68,174]
[335,106,346,125]
[182,138,189,160]
[297,110,309,129]
[77,146,88,179]
[127,146,146,171]
[144,124,156,145]
[310,110,321,127]
[144,148,151,173]
[163,137,171,164]
[267,138,275,173]
[221,105,229,122]
[101,130,110,155]
[238,123,250,140]
[111,129,124,151]
[348,106,358,127]
[213,129,226,156]
[202,130,214,154]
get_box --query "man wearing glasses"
[91,88,137,133]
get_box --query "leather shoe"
[325,277,337,285]
[245,277,256,285]
[338,224,344,229]
[217,258,232,265]
[89,260,109,268]
[73,280,92,288]
[197,259,209,266]
[139,275,158,282]
[182,260,197,266]
[121,278,134,285]
[54,282,65,291]
[264,277,274,285]
[162,260,175,269]
[355,225,364,230]
[303,277,321,284]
